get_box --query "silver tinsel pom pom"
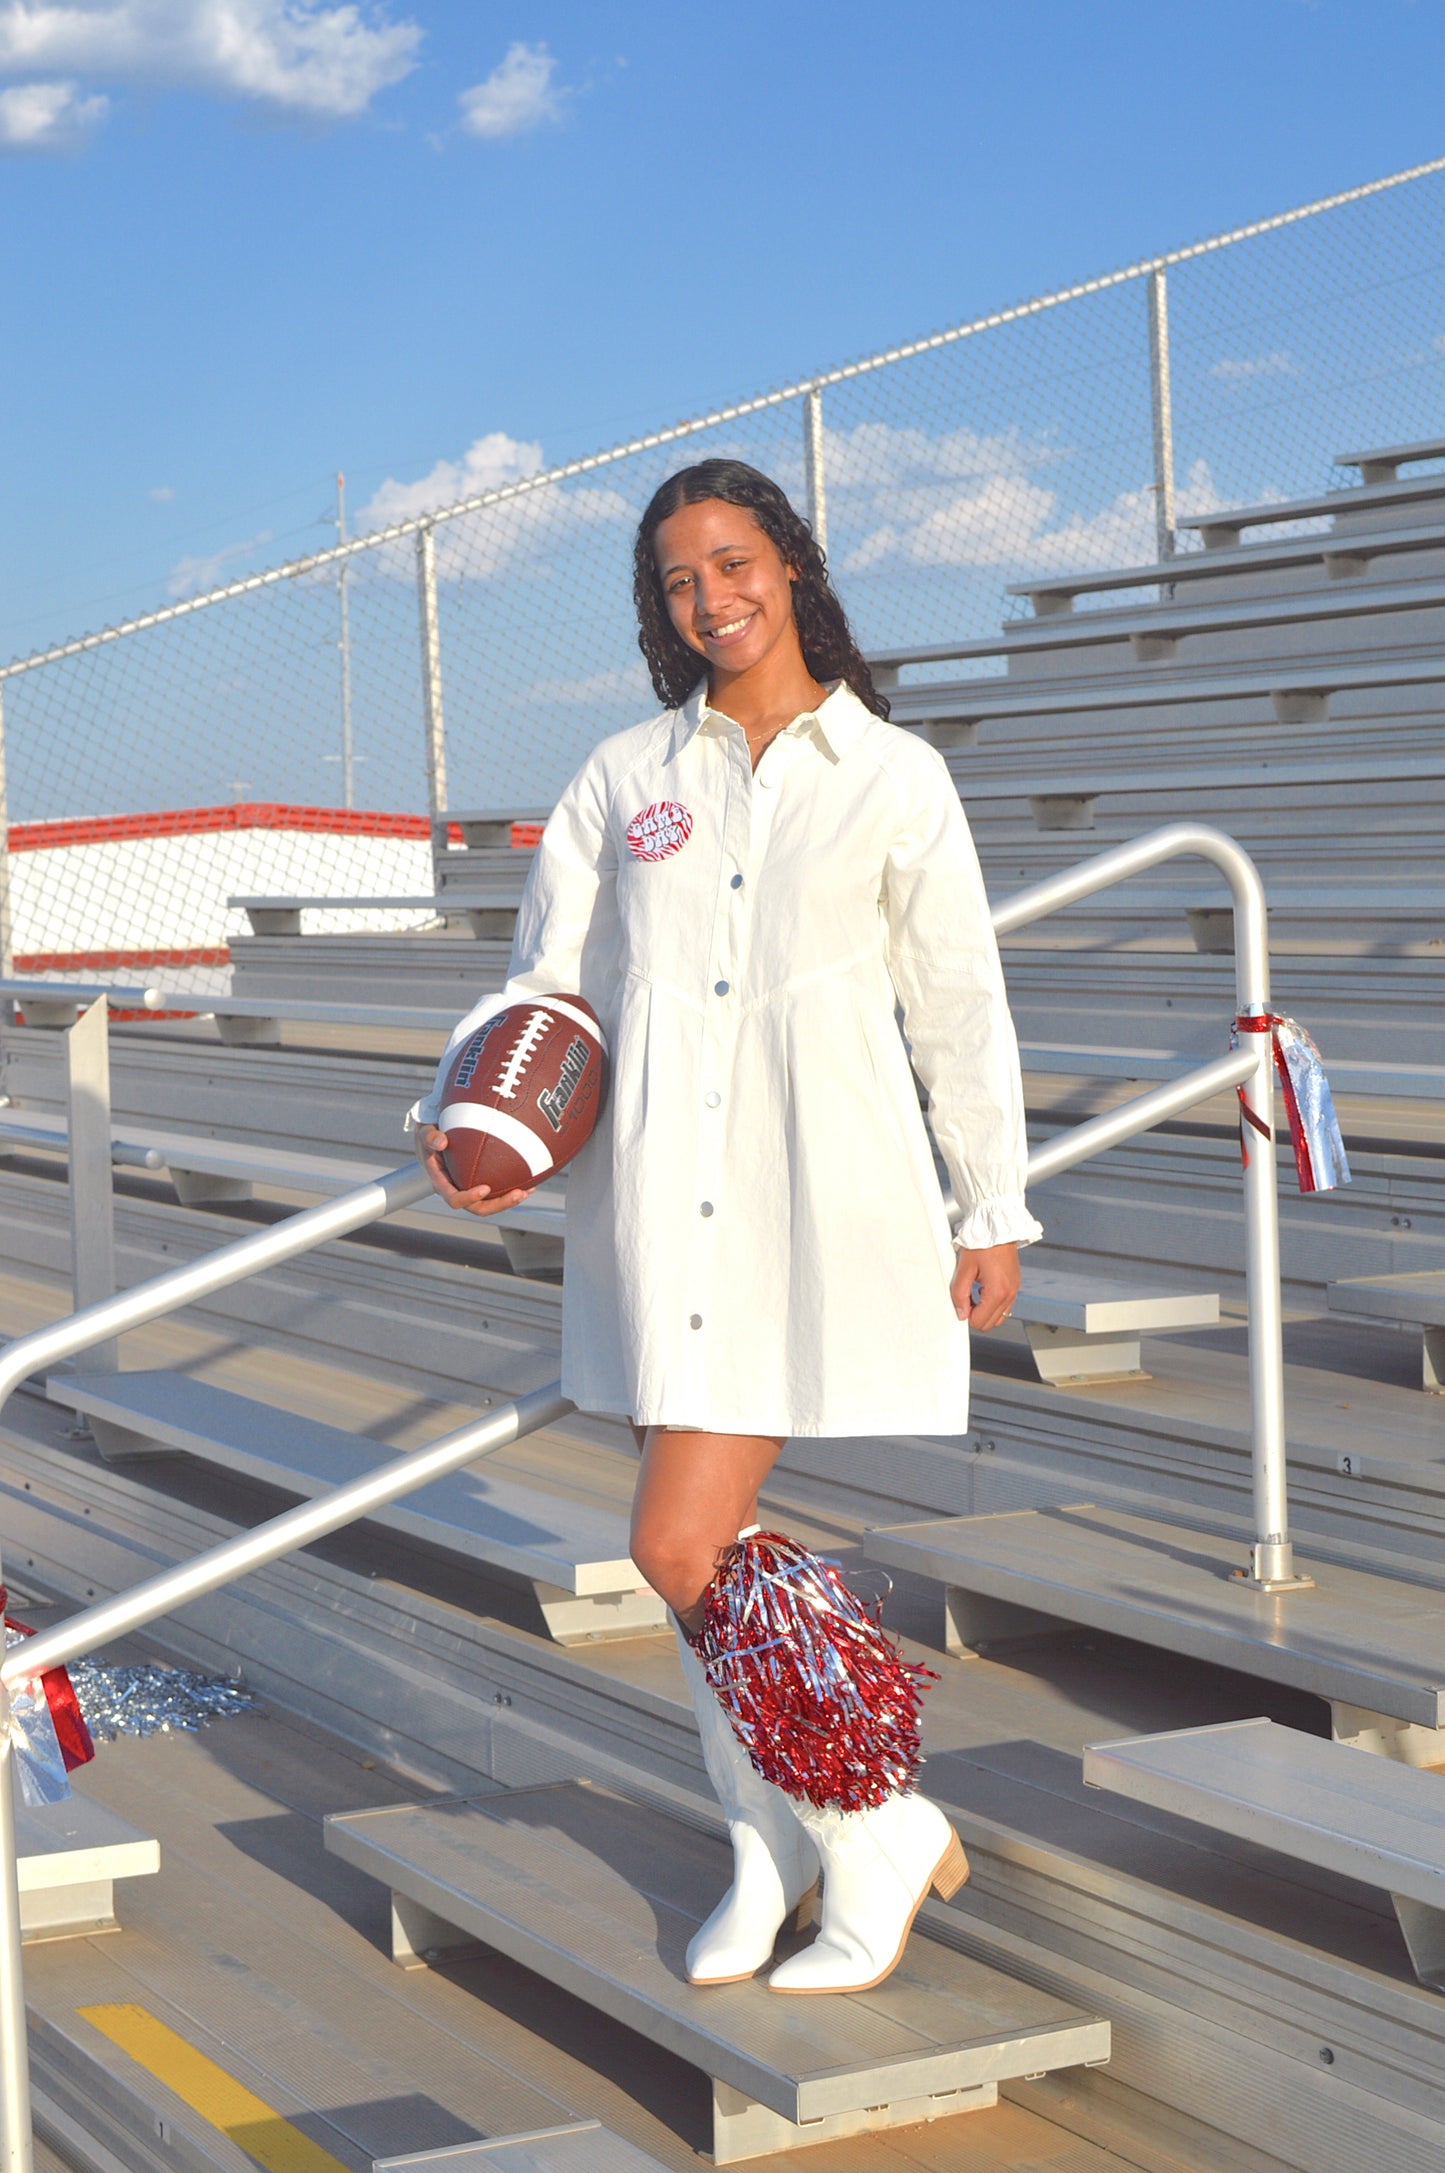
[68,1660,257,1741]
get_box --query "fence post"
[66,997,117,1373]
[1147,268,1176,564]
[337,473,355,812]
[803,386,828,558]
[416,525,449,822]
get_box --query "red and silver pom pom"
[693,1530,936,1812]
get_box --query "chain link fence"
[4,153,1444,992]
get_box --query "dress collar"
[679,680,873,761]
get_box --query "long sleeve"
[406,755,619,1131]
[882,744,1042,1252]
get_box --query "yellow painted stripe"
[78,2003,354,2173]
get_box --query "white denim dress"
[411,683,1041,1436]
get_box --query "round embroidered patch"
[626,800,694,862]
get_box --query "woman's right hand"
[413,1122,536,1218]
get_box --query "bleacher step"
[48,1371,663,1645]
[324,1780,1109,2163]
[376,2122,671,2173]
[866,1503,1445,1738]
[1083,1717,1445,1989]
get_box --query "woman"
[411,458,1040,1994]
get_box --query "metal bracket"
[1331,1702,1445,1768]
[942,1586,1064,1658]
[390,1889,485,1971]
[1023,1322,1147,1387]
[711,2078,997,2163]
[1392,1894,1445,1989]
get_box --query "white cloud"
[0,76,105,145]
[362,430,547,525]
[357,430,632,579]
[0,0,420,130]
[526,661,650,707]
[148,483,174,502]
[167,528,271,598]
[458,40,559,139]
[831,416,1235,578]
[1208,349,1298,384]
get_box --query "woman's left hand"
[950,1241,1020,1331]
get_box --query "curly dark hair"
[632,459,890,719]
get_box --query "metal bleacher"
[7,431,1445,2173]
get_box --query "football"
[437,994,607,1197]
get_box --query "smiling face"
[653,498,803,685]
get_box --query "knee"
[630,1513,715,1615]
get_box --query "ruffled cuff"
[950,1196,1043,1252]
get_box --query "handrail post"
[0,1682,32,2173]
[993,821,1306,1591]
[1230,894,1309,1593]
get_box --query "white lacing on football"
[495,1007,553,1101]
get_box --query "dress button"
[730,873,744,890]
[689,1313,703,1330]
[700,1201,714,1217]
[714,980,730,996]
[704,1090,721,1108]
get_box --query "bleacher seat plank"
[49,1371,663,1643]
[1176,469,1445,544]
[871,568,1445,671]
[325,1780,1108,2162]
[865,1503,1445,1729]
[1006,517,1445,610]
[232,894,520,939]
[1009,1269,1217,1385]
[16,1795,159,1942]
[889,653,1445,733]
[1337,435,1445,478]
[1083,1716,1445,1989]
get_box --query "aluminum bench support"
[14,1799,158,1943]
[1328,1271,1445,1394]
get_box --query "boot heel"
[790,1881,818,1933]
[930,1829,969,1901]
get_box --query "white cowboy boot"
[767,1787,967,1994]
[675,1621,819,1984]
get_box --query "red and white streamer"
[1232,1012,1351,1194]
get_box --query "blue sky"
[2,0,1444,668]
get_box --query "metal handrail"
[0,820,1294,2173]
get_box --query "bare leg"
[630,1428,784,1634]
